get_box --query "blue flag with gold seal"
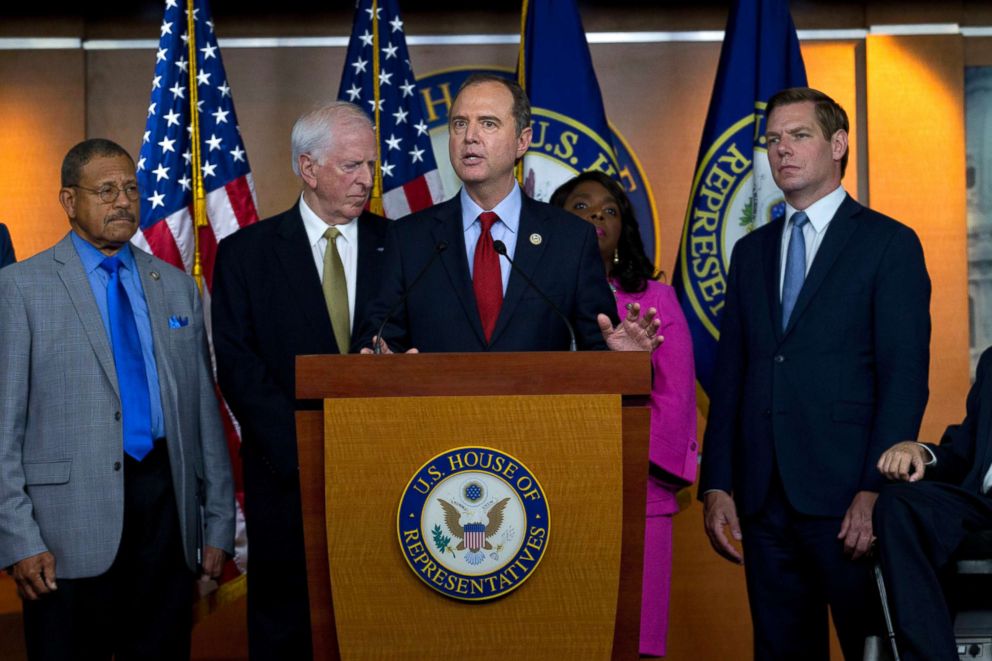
[674,0,806,400]
[517,0,620,201]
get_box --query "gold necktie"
[322,226,350,353]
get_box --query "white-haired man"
[211,101,389,659]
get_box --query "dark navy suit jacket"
[699,195,932,518]
[925,347,992,494]
[358,193,617,353]
[0,224,15,268]
[212,205,388,478]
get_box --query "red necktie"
[473,211,503,342]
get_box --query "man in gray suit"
[0,139,235,659]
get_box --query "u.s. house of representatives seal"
[397,447,550,601]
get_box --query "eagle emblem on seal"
[438,497,510,566]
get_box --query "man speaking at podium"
[360,74,658,354]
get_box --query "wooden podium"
[296,352,651,660]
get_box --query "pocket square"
[169,315,189,329]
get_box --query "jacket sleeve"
[697,245,746,497]
[648,285,698,485]
[0,271,48,568]
[860,224,931,491]
[211,237,299,481]
[192,283,235,554]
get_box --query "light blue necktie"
[781,212,809,331]
[100,257,155,461]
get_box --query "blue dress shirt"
[461,185,521,295]
[71,233,165,439]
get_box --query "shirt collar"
[298,194,359,247]
[785,185,846,234]
[460,185,521,235]
[70,230,136,274]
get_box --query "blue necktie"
[781,212,810,330]
[100,257,154,461]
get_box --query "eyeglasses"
[70,183,140,204]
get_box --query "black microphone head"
[492,240,507,255]
[435,241,448,253]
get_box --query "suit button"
[774,355,785,363]
[113,461,121,471]
[764,409,771,417]
[114,411,121,421]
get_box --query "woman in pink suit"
[552,172,697,657]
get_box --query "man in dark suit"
[0,139,234,659]
[211,102,388,660]
[699,87,931,660]
[0,223,15,267]
[874,347,992,661]
[360,74,659,354]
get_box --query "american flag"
[135,0,255,599]
[337,0,444,218]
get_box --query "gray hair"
[290,101,374,176]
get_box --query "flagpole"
[187,0,207,291]
[368,0,385,215]
[515,0,529,187]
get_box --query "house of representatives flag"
[674,0,806,400]
[135,0,257,598]
[338,0,443,218]
[517,0,620,201]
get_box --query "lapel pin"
[530,233,542,246]
[150,271,160,280]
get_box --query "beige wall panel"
[867,35,970,440]
[0,50,85,259]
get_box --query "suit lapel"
[272,207,335,345]
[762,217,786,343]
[133,247,176,424]
[432,197,487,345]
[782,195,860,338]
[489,196,551,346]
[53,234,119,395]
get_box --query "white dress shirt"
[299,195,359,331]
[778,185,847,298]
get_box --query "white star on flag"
[147,191,166,209]
[152,164,170,181]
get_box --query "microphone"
[372,241,447,354]
[493,240,577,352]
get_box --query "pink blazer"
[613,280,698,515]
